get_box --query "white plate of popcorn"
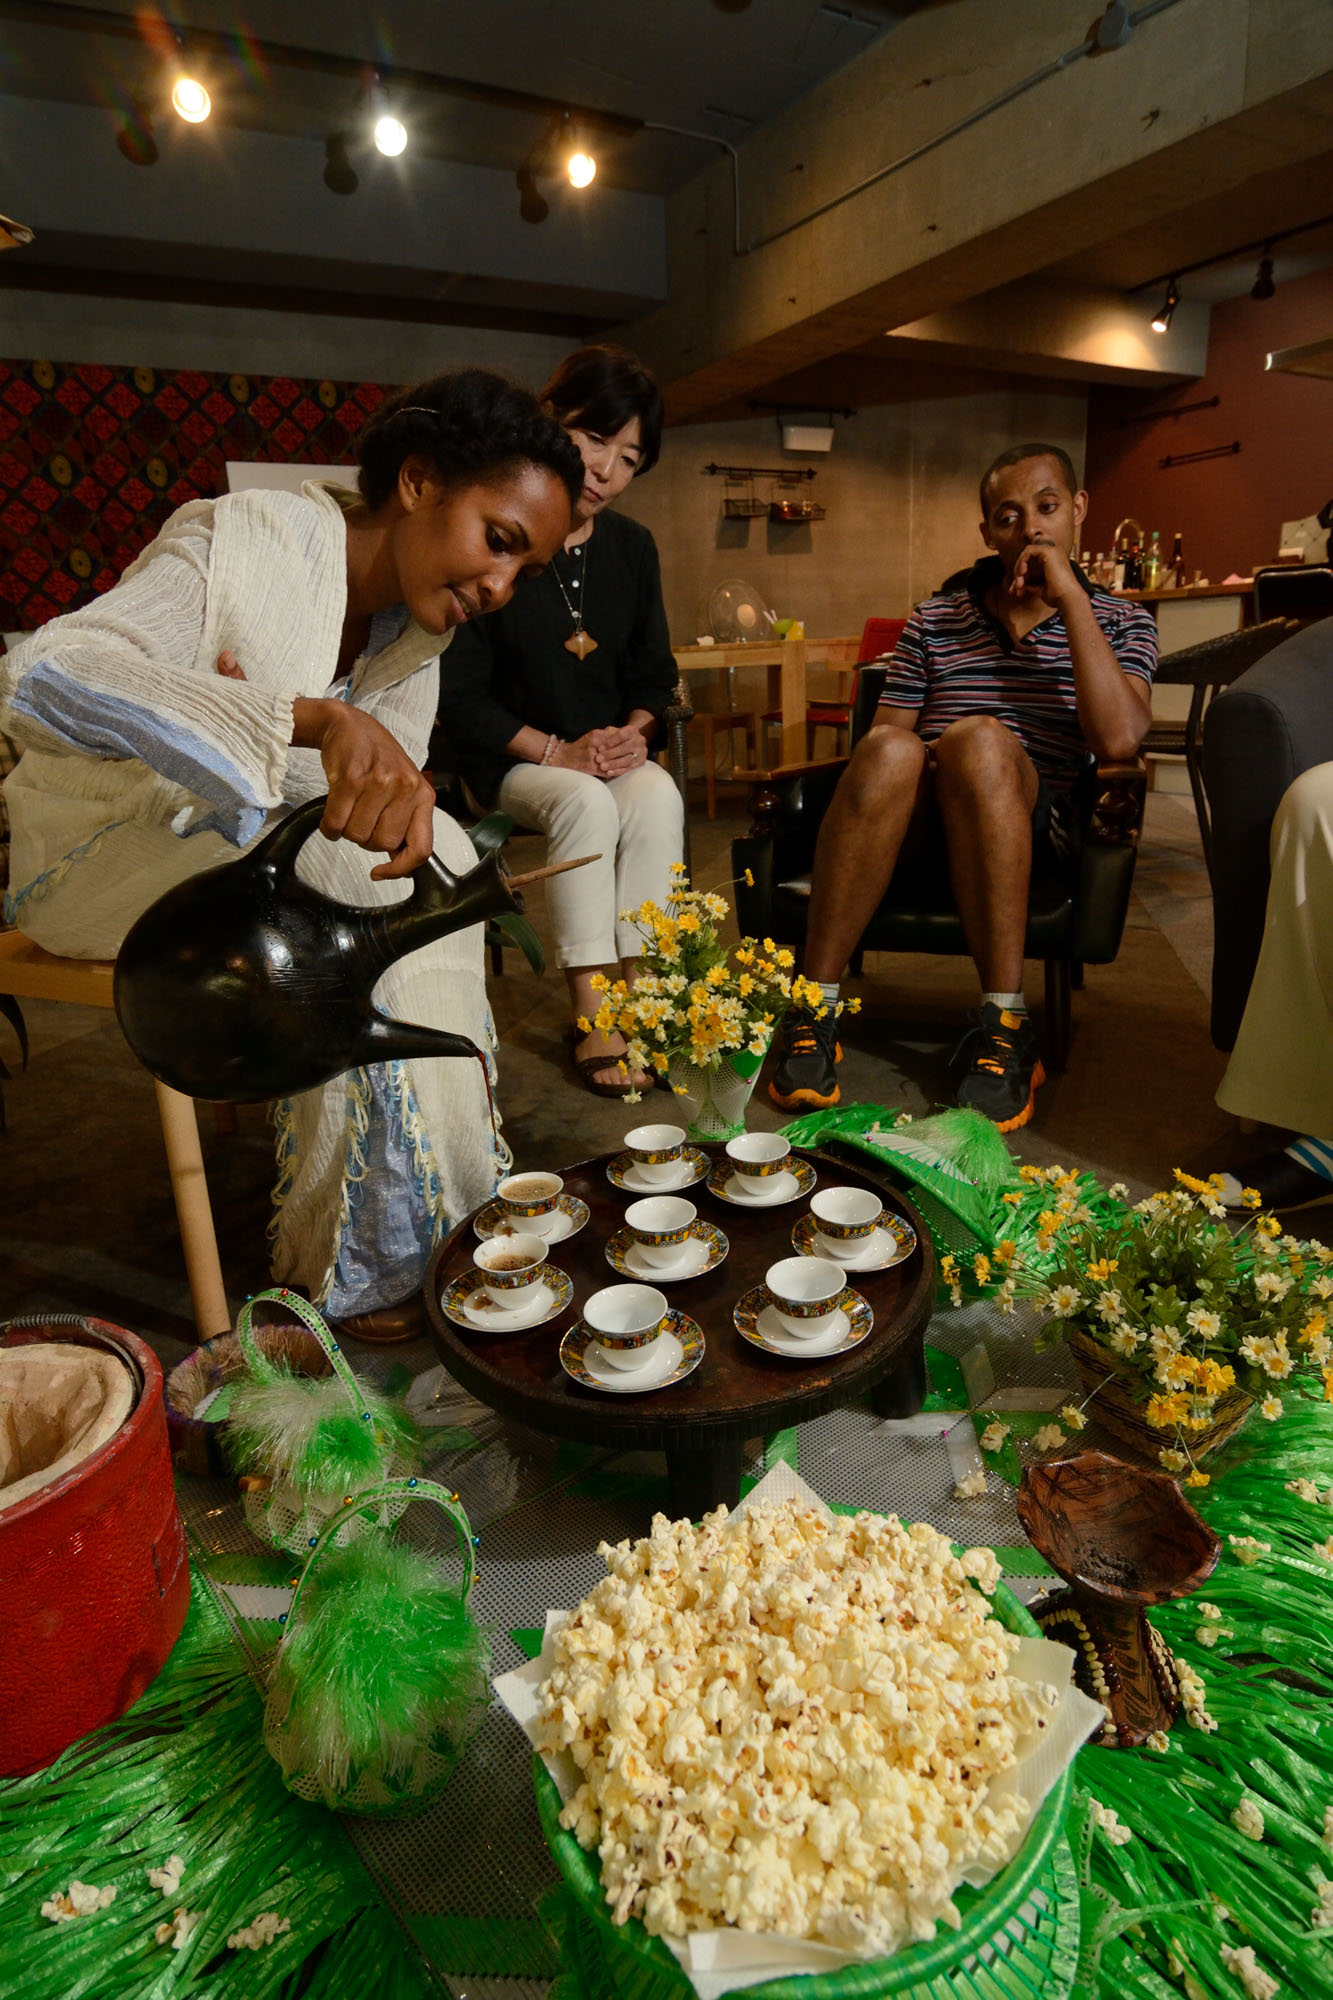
[495,1464,1103,2000]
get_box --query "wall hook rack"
[1159,441,1241,469]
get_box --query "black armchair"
[733,664,1146,1070]
[1203,615,1333,1050]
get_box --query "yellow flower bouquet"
[951,1164,1333,1481]
[581,864,856,1137]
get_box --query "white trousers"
[1217,761,1333,1141]
[496,759,684,968]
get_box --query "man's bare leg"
[803,727,930,983]
[932,715,1045,1128]
[769,727,927,1110]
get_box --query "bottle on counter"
[1093,551,1106,588]
[1143,530,1162,591]
[1171,532,1185,588]
[1123,541,1143,590]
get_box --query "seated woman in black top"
[439,345,683,1096]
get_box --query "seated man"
[768,442,1157,1130]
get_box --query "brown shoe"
[333,1296,424,1344]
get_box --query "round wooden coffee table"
[424,1144,934,1520]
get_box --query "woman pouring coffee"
[438,344,684,1097]
[0,370,581,1337]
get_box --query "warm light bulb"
[374,112,408,157]
[171,74,210,123]
[567,149,596,189]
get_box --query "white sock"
[817,981,840,1008]
[982,991,1027,1016]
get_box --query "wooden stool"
[0,930,230,1338]
[688,711,758,819]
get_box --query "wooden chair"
[760,617,909,764]
[0,931,231,1338]
[686,665,757,819]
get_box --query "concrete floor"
[3,782,1323,1375]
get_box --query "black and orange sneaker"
[954,1003,1045,1131]
[768,1005,842,1111]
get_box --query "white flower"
[1032,1424,1067,1453]
[1219,1943,1279,2000]
[1254,1270,1292,1301]
[1231,1797,1265,1841]
[1048,1283,1080,1316]
[1260,1396,1283,1420]
[1088,1798,1133,1845]
[228,1913,291,1952]
[979,1421,1010,1454]
[1159,1447,1188,1472]
[1186,1306,1222,1339]
[1108,1324,1146,1356]
[1059,1403,1087,1431]
[952,1469,986,1499]
[1109,1183,1129,1200]
[1095,1289,1124,1324]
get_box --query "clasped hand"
[218,650,435,880]
[555,723,647,778]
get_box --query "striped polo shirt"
[879,556,1158,792]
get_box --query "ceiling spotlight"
[115,98,158,166]
[323,132,359,196]
[516,162,549,225]
[368,76,407,157]
[1151,278,1179,334]
[1251,248,1276,301]
[170,72,210,123]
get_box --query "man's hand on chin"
[1008,538,1078,611]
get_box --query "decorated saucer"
[604,1220,729,1283]
[705,1157,817,1208]
[790,1212,917,1272]
[560,1309,705,1393]
[473,1193,590,1246]
[441,1265,574,1334]
[733,1283,873,1358]
[606,1146,710,1195]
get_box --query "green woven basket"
[535,1577,1077,1999]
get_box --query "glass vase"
[666,1048,765,1142]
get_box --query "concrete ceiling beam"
[624,0,1333,419]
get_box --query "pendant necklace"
[552,533,597,658]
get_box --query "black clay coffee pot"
[114,796,525,1102]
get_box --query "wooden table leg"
[667,1436,744,1518]
[780,637,807,767]
[153,1079,231,1339]
[871,1340,928,1419]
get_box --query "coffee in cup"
[474,1233,547,1307]
[497,1170,564,1233]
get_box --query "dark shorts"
[897,775,1075,899]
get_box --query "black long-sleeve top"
[437,507,677,806]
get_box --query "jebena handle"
[276,1476,478,1648]
[234,1286,373,1422]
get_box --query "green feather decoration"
[226,1371,421,1492]
[265,1535,490,1811]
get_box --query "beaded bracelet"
[541,733,559,765]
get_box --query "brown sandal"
[566,1027,639,1099]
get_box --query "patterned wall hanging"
[0,360,389,632]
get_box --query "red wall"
[1083,266,1333,585]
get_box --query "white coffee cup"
[810,1186,883,1260]
[496,1170,564,1233]
[726,1131,792,1193]
[473,1233,547,1307]
[625,1196,696,1268]
[583,1282,669,1371]
[624,1124,687,1187]
[764,1255,845,1338]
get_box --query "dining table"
[672,634,860,772]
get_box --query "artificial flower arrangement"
[945,1164,1333,1485]
[579,863,858,1117]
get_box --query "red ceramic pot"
[0,1314,190,1775]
